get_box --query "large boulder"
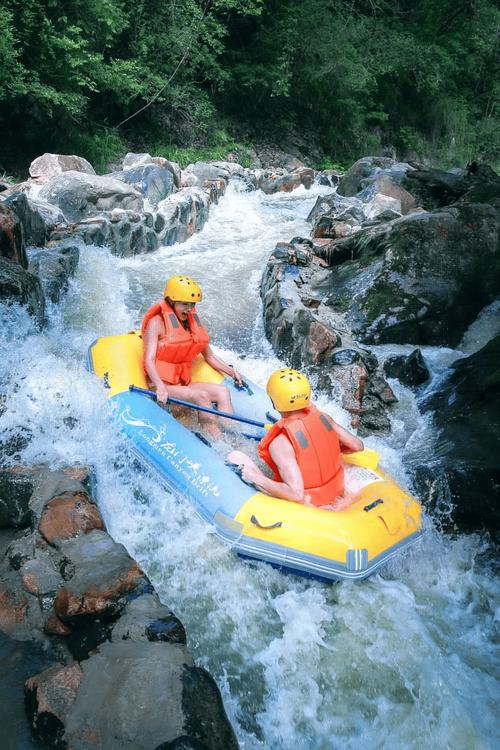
[29,153,95,182]
[26,642,239,750]
[28,241,80,303]
[0,257,45,327]
[112,164,175,207]
[38,171,143,222]
[0,201,27,267]
[337,156,413,197]
[417,336,500,529]
[323,202,500,347]
[2,193,47,247]
[261,240,396,434]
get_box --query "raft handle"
[364,498,384,512]
[250,514,282,530]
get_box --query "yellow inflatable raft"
[87,332,422,581]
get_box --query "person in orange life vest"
[142,275,243,437]
[227,368,364,509]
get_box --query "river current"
[1,184,498,749]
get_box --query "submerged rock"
[383,348,430,387]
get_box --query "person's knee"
[193,389,212,407]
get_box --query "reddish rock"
[0,202,27,267]
[0,586,28,635]
[45,612,72,636]
[305,321,340,363]
[38,493,104,545]
[372,175,416,214]
[54,561,143,620]
[61,466,92,483]
[25,663,83,742]
[334,364,368,416]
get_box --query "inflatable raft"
[87,332,422,581]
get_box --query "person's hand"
[240,464,260,486]
[231,367,244,387]
[156,383,169,405]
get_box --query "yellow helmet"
[163,275,202,303]
[266,368,311,412]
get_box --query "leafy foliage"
[0,0,498,172]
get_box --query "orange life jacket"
[258,405,344,506]
[141,299,210,385]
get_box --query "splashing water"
[1,183,498,749]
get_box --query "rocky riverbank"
[0,465,238,749]
[259,156,500,529]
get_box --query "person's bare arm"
[332,421,364,453]
[202,345,243,386]
[143,317,169,404]
[241,434,306,503]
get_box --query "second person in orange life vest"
[228,368,364,510]
[142,275,243,438]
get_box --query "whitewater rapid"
[1,183,498,749]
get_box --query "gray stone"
[29,153,95,181]
[39,171,143,222]
[113,164,175,207]
[3,193,47,247]
[28,242,80,303]
[0,257,45,327]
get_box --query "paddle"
[129,385,269,429]
[129,386,379,468]
[342,448,379,470]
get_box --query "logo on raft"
[119,406,220,498]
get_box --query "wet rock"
[259,168,314,194]
[152,157,182,189]
[0,201,27,267]
[157,188,211,245]
[28,241,80,303]
[29,470,92,526]
[418,335,500,529]
[271,238,313,266]
[337,156,413,197]
[383,348,430,386]
[3,192,47,247]
[0,582,29,636]
[25,662,84,747]
[29,153,95,181]
[261,250,394,433]
[0,257,45,328]
[181,162,231,187]
[38,492,104,546]
[26,641,238,750]
[358,175,416,215]
[39,171,143,222]
[110,593,186,645]
[113,164,175,207]
[53,530,146,623]
[324,202,500,347]
[0,466,37,528]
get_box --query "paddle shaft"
[129,385,267,428]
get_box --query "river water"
[1,184,499,749]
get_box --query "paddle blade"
[343,449,379,470]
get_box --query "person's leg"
[167,382,230,437]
